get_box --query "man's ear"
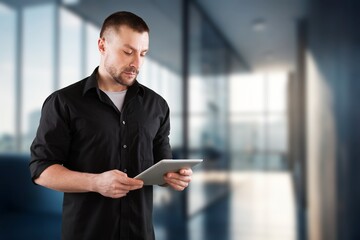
[98,37,106,54]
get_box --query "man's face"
[100,25,149,87]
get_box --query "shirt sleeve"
[29,92,72,182]
[152,100,173,162]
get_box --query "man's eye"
[124,51,132,55]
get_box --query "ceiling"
[1,0,307,73]
[196,0,307,72]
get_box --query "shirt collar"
[83,67,145,97]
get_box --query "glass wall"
[186,2,245,216]
[0,2,16,152]
[59,7,82,88]
[22,3,55,152]
[229,72,288,170]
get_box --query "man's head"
[98,11,149,89]
[100,11,149,38]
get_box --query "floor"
[186,171,297,240]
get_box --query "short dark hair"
[100,11,149,37]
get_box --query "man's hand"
[163,168,192,191]
[93,170,144,198]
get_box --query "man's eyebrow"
[123,44,148,52]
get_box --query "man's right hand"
[93,170,144,198]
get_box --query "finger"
[124,178,144,187]
[117,179,143,191]
[164,177,190,188]
[179,168,193,176]
[116,183,141,192]
[127,183,144,190]
[113,173,143,186]
[112,191,127,199]
[167,181,188,191]
[165,173,191,182]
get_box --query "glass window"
[0,3,16,152]
[187,3,234,217]
[189,76,207,113]
[59,7,81,88]
[267,72,288,112]
[230,115,266,152]
[148,59,161,91]
[166,70,182,114]
[267,115,287,152]
[86,22,100,74]
[230,73,265,113]
[137,57,149,86]
[22,4,55,152]
[229,71,288,170]
[189,116,206,149]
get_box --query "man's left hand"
[163,168,192,191]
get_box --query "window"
[229,72,288,170]
[85,22,100,74]
[0,3,16,152]
[22,4,55,152]
[59,7,81,88]
[0,2,104,153]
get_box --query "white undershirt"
[104,90,127,111]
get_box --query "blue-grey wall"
[306,1,360,239]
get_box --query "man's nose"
[130,54,141,69]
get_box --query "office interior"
[0,0,359,239]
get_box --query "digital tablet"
[134,159,203,185]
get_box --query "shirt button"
[123,168,128,173]
[122,121,126,125]
[123,144,127,149]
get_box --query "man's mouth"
[123,71,136,77]
[123,67,139,76]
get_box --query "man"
[29,11,192,240]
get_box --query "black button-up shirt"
[29,67,172,240]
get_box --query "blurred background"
[0,0,359,240]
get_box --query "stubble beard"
[108,65,139,87]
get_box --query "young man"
[29,11,192,240]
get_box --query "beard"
[106,65,139,87]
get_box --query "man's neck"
[97,66,129,92]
